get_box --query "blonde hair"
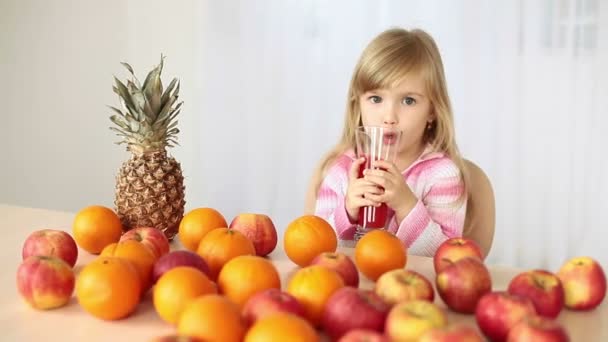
[309,27,468,200]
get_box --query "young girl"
[305,28,467,257]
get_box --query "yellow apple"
[375,269,434,305]
[385,300,447,341]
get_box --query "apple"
[475,291,537,342]
[434,237,483,273]
[557,256,606,311]
[375,269,434,305]
[22,229,78,267]
[152,250,210,284]
[120,226,170,259]
[508,270,565,318]
[506,315,570,342]
[242,288,306,325]
[419,323,485,342]
[321,287,390,340]
[311,252,359,287]
[338,329,389,342]
[16,255,75,310]
[385,300,447,341]
[229,213,277,256]
[436,257,491,313]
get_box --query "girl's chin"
[396,143,424,158]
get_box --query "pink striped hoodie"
[314,145,466,257]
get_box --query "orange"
[178,208,228,251]
[75,256,141,320]
[354,229,407,281]
[196,228,255,280]
[73,205,122,254]
[284,215,337,267]
[217,255,281,308]
[100,240,156,291]
[244,313,319,342]
[153,266,217,325]
[149,337,204,342]
[286,265,344,326]
[177,294,245,342]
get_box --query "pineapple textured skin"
[115,150,185,239]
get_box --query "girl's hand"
[345,157,383,221]
[362,160,417,221]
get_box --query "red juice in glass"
[356,160,388,229]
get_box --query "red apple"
[22,229,78,267]
[434,237,483,273]
[508,270,565,318]
[475,291,537,342]
[557,256,606,311]
[507,315,570,342]
[229,213,277,256]
[310,252,359,287]
[375,269,434,305]
[321,287,391,340]
[152,250,210,284]
[436,257,491,313]
[242,288,306,325]
[338,329,389,342]
[120,226,170,259]
[385,300,447,341]
[16,255,75,309]
[419,323,485,342]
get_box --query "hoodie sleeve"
[394,159,467,256]
[314,154,357,240]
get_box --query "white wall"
[2,0,607,269]
[1,0,200,214]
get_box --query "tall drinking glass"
[354,126,402,241]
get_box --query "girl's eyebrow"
[399,91,425,98]
[363,89,425,98]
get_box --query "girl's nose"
[383,107,397,125]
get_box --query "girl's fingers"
[349,157,366,181]
[353,197,381,207]
[357,184,384,195]
[372,160,399,174]
[363,168,386,178]
[348,184,382,207]
[352,178,381,191]
[363,168,398,186]
[363,173,389,188]
[364,192,384,203]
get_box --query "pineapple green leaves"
[109,55,182,154]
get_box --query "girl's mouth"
[383,132,398,145]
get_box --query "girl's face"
[359,73,433,165]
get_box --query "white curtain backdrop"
[2,0,606,270]
[192,0,608,270]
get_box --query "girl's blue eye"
[402,97,416,105]
[369,95,382,104]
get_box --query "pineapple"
[108,56,185,240]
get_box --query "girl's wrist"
[345,202,358,222]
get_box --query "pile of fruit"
[16,204,607,341]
